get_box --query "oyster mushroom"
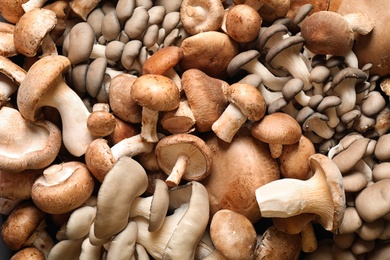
[31,161,95,214]
[256,153,346,233]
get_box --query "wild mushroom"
[180,0,224,35]
[128,179,169,232]
[210,209,257,260]
[13,8,57,57]
[251,112,302,158]
[105,221,138,259]
[256,153,346,233]
[86,103,116,137]
[31,161,95,214]
[133,181,210,260]
[202,126,280,223]
[16,55,98,157]
[1,202,54,258]
[212,82,266,143]
[94,156,148,240]
[155,133,213,186]
[225,4,262,43]
[123,6,150,40]
[130,74,180,142]
[0,106,61,172]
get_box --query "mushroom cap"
[0,0,26,24]
[225,4,262,43]
[84,138,115,183]
[227,49,260,77]
[155,133,213,182]
[180,0,224,35]
[301,11,354,56]
[10,247,45,260]
[17,55,71,121]
[63,22,95,65]
[251,112,302,156]
[148,179,170,232]
[179,31,239,78]
[31,161,95,214]
[1,202,46,251]
[142,46,183,75]
[14,8,57,57]
[131,74,180,111]
[0,106,62,172]
[0,169,42,201]
[0,22,18,57]
[210,209,257,260]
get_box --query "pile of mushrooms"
[2,0,390,259]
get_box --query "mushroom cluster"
[2,0,390,259]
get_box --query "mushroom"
[1,202,54,258]
[210,209,257,260]
[10,247,45,260]
[94,156,148,240]
[86,103,116,137]
[225,4,262,43]
[133,181,210,260]
[31,161,95,214]
[212,82,266,143]
[0,55,26,106]
[202,126,280,223]
[0,22,17,57]
[155,133,213,186]
[0,106,61,172]
[13,8,57,57]
[79,236,103,259]
[256,153,346,233]
[69,0,101,21]
[180,0,224,35]
[130,74,180,142]
[46,237,84,260]
[0,0,26,24]
[182,68,229,132]
[160,97,196,134]
[123,6,150,40]
[0,169,42,201]
[251,112,302,158]
[128,179,169,232]
[16,55,98,157]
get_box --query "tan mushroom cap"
[0,106,61,172]
[14,8,57,57]
[0,169,42,201]
[142,45,183,75]
[10,247,45,260]
[210,209,257,260]
[31,161,95,214]
[131,74,180,111]
[0,22,17,57]
[251,112,302,158]
[155,133,213,186]
[301,11,354,56]
[0,0,26,24]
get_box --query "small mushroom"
[180,0,224,35]
[31,161,95,214]
[0,55,26,106]
[10,247,45,260]
[251,112,302,158]
[256,153,346,233]
[0,106,61,172]
[155,133,213,186]
[212,82,266,143]
[86,103,116,137]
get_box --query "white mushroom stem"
[110,134,155,160]
[129,196,154,220]
[26,228,55,259]
[140,107,160,142]
[166,154,189,186]
[90,43,107,60]
[39,163,73,186]
[212,103,247,143]
[258,83,284,105]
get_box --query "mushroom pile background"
[2,0,390,259]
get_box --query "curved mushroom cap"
[227,49,260,77]
[0,106,61,172]
[301,11,354,56]
[155,133,213,185]
[180,0,224,35]
[14,8,57,57]
[227,82,266,121]
[131,74,180,111]
[148,179,169,232]
[17,55,71,121]
[225,4,262,43]
[202,127,280,223]
[10,247,45,260]
[31,161,95,214]
[1,202,46,251]
[142,46,183,75]
[63,22,95,65]
[0,0,26,24]
[210,209,257,260]
[179,31,240,78]
[251,112,302,158]
[84,138,115,183]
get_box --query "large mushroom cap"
[131,74,180,112]
[17,55,71,121]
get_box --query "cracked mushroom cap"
[0,106,61,172]
[31,161,95,214]
[155,133,213,186]
[14,8,57,57]
[251,112,302,158]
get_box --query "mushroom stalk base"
[140,107,159,143]
[166,154,189,186]
[212,103,247,143]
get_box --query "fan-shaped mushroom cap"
[251,112,302,158]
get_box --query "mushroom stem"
[166,154,189,186]
[27,228,55,259]
[129,196,153,220]
[212,103,247,143]
[41,164,73,186]
[110,134,155,160]
[140,107,159,142]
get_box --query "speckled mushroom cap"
[301,11,354,56]
[0,0,27,24]
[17,55,71,121]
[131,74,180,112]
[142,46,183,75]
